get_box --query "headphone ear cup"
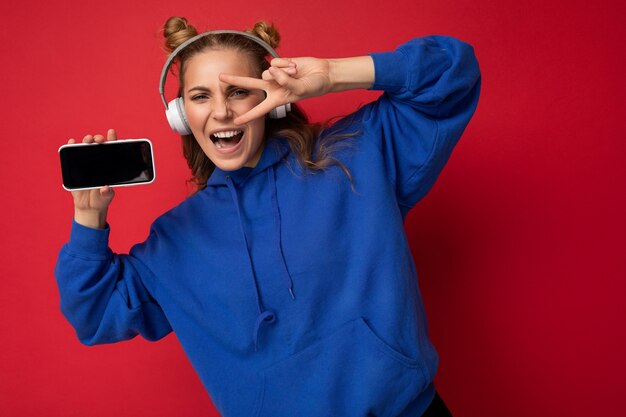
[268,103,292,119]
[166,97,192,135]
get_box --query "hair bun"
[247,21,280,49]
[163,16,199,53]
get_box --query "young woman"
[56,16,480,417]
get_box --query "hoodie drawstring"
[225,173,294,351]
[253,310,276,351]
[225,166,296,351]
[225,176,274,351]
[268,166,297,300]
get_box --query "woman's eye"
[230,89,249,98]
[191,94,208,101]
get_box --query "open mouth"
[211,130,244,149]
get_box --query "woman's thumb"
[100,186,115,199]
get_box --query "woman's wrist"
[328,56,375,93]
[74,209,108,229]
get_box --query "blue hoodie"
[55,36,480,417]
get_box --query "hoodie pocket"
[254,317,428,417]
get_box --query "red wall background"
[1,0,624,416]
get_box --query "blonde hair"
[163,16,354,190]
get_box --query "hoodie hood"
[206,136,291,187]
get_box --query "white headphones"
[159,30,291,135]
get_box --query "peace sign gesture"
[219,57,333,125]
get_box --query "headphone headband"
[159,30,280,109]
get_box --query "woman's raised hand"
[68,129,117,229]
[219,55,374,125]
[219,57,333,125]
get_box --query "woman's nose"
[211,99,231,120]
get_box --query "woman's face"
[183,48,266,171]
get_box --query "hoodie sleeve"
[366,36,481,212]
[54,220,172,345]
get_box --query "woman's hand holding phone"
[68,129,117,229]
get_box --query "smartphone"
[59,139,156,191]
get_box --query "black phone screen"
[59,140,155,190]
